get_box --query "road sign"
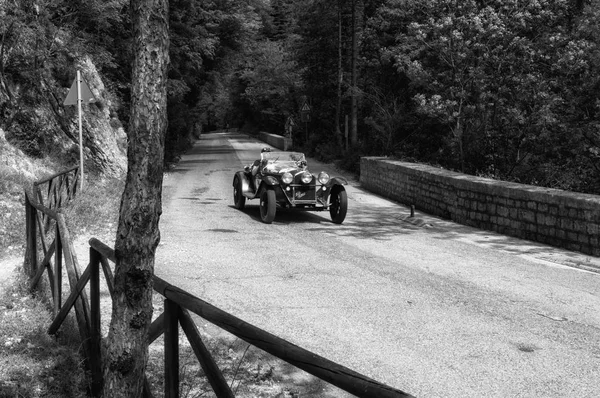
[64,75,96,105]
[300,100,311,123]
[300,112,310,123]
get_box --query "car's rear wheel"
[233,175,246,210]
[259,188,276,224]
[329,186,347,224]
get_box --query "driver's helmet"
[261,147,271,153]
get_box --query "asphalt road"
[155,132,600,397]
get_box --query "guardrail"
[24,168,414,397]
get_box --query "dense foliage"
[1,0,599,193]
[367,0,600,192]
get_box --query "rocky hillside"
[65,57,127,179]
[0,57,127,260]
[0,127,50,259]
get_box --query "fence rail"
[24,167,414,398]
[33,165,79,234]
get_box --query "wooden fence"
[24,168,414,398]
[33,165,79,234]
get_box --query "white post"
[77,70,84,191]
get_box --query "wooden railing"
[24,170,102,394]
[32,165,79,234]
[24,168,414,398]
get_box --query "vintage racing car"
[233,148,348,224]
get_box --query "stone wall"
[360,157,600,256]
[258,132,293,151]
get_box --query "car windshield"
[261,151,306,167]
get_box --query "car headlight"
[300,171,313,184]
[318,171,330,185]
[282,172,293,184]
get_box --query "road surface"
[155,132,600,397]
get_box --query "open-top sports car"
[233,148,348,224]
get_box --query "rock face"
[3,56,127,181]
[70,57,127,179]
[0,128,51,181]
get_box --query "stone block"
[567,208,578,218]
[521,210,536,223]
[586,223,599,235]
[497,206,509,217]
[561,219,574,230]
[544,215,557,227]
[567,231,578,242]
[577,233,589,245]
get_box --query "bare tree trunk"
[335,0,343,148]
[101,0,169,397]
[350,0,358,146]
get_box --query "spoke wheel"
[329,186,348,224]
[233,175,246,210]
[259,188,276,224]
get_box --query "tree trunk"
[350,0,358,146]
[101,0,169,397]
[335,0,343,148]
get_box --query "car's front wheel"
[233,175,246,210]
[329,186,347,224]
[259,188,276,224]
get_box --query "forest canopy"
[1,0,599,193]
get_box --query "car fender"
[234,171,253,197]
[262,175,280,186]
[325,176,347,188]
[254,176,280,197]
[320,177,346,202]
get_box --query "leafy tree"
[237,39,303,132]
[368,0,595,184]
[295,0,343,148]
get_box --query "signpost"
[64,70,95,191]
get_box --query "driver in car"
[251,147,272,187]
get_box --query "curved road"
[155,132,600,397]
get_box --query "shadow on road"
[229,204,327,225]
[305,205,423,241]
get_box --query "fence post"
[25,194,38,279]
[54,224,62,316]
[164,299,180,398]
[179,309,235,397]
[89,247,103,396]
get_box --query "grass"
[61,177,124,243]
[0,272,88,398]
